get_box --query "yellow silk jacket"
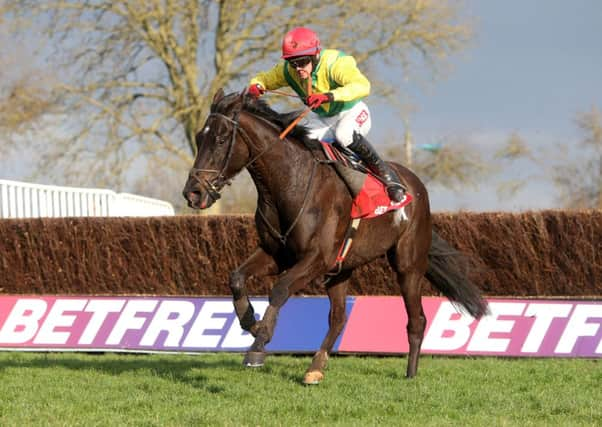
[250,49,370,117]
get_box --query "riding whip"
[279,107,311,140]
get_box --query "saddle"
[320,141,413,275]
[320,142,412,219]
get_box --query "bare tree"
[494,131,538,198]
[0,4,54,156]
[491,107,602,210]
[553,106,602,209]
[1,0,472,209]
[384,133,490,192]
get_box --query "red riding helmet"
[281,27,321,59]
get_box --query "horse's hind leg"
[388,232,429,378]
[304,272,351,385]
[230,247,278,335]
[396,269,426,378]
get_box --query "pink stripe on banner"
[339,297,602,357]
[338,297,438,353]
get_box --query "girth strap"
[326,217,361,276]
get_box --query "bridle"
[188,105,325,246]
[187,110,273,204]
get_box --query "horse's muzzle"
[183,189,217,210]
[183,171,224,210]
[182,178,204,209]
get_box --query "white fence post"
[0,179,175,218]
[1,182,9,218]
[111,192,175,217]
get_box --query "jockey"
[247,26,405,203]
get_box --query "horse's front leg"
[244,251,325,367]
[230,247,279,335]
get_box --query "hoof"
[243,351,266,368]
[303,370,324,385]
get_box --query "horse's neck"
[241,113,316,209]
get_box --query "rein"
[192,107,327,246]
[265,89,298,98]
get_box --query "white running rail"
[0,179,175,218]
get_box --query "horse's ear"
[212,88,225,104]
[230,88,246,114]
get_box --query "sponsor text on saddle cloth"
[321,142,412,218]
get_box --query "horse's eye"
[216,135,228,145]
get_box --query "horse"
[182,88,488,384]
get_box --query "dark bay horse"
[183,89,488,384]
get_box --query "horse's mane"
[243,96,322,150]
[215,92,321,151]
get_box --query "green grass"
[0,352,599,426]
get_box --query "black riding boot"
[348,132,405,203]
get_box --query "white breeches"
[300,101,372,146]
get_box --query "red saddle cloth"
[351,174,413,219]
[320,141,413,219]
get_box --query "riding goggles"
[287,56,313,68]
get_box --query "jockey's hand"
[248,83,265,98]
[306,93,334,110]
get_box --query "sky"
[2,1,601,213]
[373,0,602,212]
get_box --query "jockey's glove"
[248,83,265,98]
[306,93,334,109]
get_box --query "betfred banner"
[339,297,601,357]
[0,296,599,357]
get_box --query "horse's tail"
[426,231,489,318]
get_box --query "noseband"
[188,111,245,203]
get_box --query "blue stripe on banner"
[267,297,355,352]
